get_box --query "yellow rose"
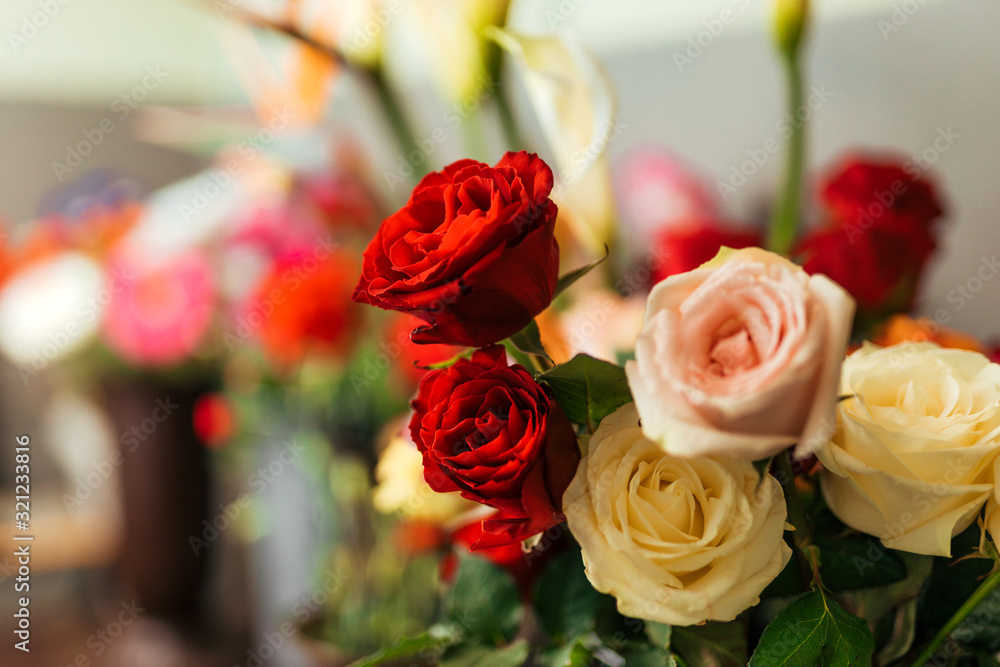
[563,404,791,626]
[373,425,472,523]
[818,342,1000,557]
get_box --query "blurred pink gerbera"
[102,250,215,366]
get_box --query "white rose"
[563,404,791,626]
[818,342,1000,557]
[625,247,854,461]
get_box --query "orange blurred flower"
[252,248,362,367]
[869,314,987,354]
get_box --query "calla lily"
[410,0,510,103]
[487,27,618,253]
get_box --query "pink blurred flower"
[298,171,380,231]
[228,205,326,259]
[102,251,216,366]
[615,147,717,248]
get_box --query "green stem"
[775,449,815,589]
[366,66,421,183]
[776,450,810,542]
[910,565,1000,667]
[461,107,490,163]
[767,54,805,256]
[495,83,524,151]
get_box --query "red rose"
[797,156,944,313]
[445,516,555,594]
[409,346,579,548]
[353,151,560,347]
[820,156,944,228]
[651,219,762,283]
[796,223,935,312]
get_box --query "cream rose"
[563,404,791,626]
[817,342,1000,557]
[626,248,854,461]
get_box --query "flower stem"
[461,107,490,163]
[910,565,1000,667]
[767,53,806,257]
[365,67,422,184]
[775,449,815,588]
[776,450,810,542]
[495,83,524,151]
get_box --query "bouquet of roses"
[342,138,1000,666]
[290,1,1000,665]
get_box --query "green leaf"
[554,246,610,298]
[645,621,672,649]
[840,553,931,664]
[811,511,906,592]
[621,645,679,666]
[753,456,775,481]
[762,541,806,598]
[536,639,579,667]
[672,623,747,667]
[970,647,1000,666]
[954,585,1000,652]
[416,351,471,371]
[540,354,632,431]
[749,588,874,667]
[918,549,993,638]
[348,624,461,666]
[447,554,523,646]
[509,319,550,360]
[535,546,616,642]
[568,641,594,667]
[501,339,534,370]
[440,639,530,667]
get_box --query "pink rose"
[624,247,855,460]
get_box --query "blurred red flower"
[251,248,362,367]
[193,393,237,448]
[820,157,943,228]
[651,220,762,283]
[299,171,380,231]
[798,156,944,313]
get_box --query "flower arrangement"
[4,0,996,665]
[341,6,1000,666]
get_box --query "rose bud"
[353,151,560,347]
[409,345,579,548]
